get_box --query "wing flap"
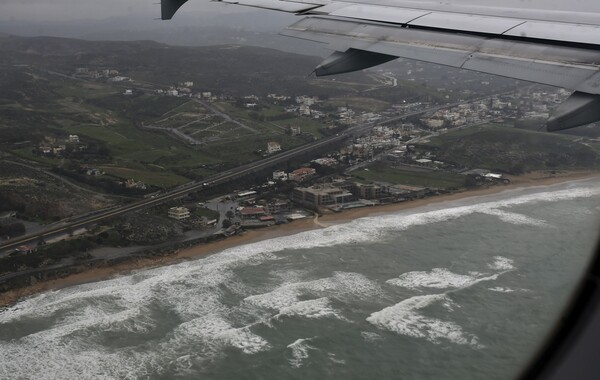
[410,13,524,34]
[219,0,323,13]
[328,4,430,24]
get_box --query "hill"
[416,125,600,174]
[0,35,376,97]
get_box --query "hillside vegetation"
[416,125,600,174]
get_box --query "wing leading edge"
[160,0,600,131]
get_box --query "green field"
[353,163,467,189]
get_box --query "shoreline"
[1,169,598,308]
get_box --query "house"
[68,135,80,143]
[124,89,133,96]
[272,170,288,181]
[267,142,281,154]
[168,207,190,220]
[86,168,103,176]
[289,126,301,136]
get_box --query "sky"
[0,0,597,22]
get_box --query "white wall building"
[267,142,282,154]
[168,207,190,220]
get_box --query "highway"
[0,131,349,253]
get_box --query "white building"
[267,141,282,154]
[168,207,190,220]
[273,170,288,181]
[68,135,80,143]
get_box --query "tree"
[222,219,232,228]
[225,210,235,219]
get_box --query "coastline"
[1,169,598,308]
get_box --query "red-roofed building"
[240,207,267,220]
[289,167,316,182]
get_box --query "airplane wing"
[160,0,600,131]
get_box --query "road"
[0,87,527,254]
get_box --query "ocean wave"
[243,271,381,320]
[361,331,382,343]
[276,298,342,320]
[477,209,547,226]
[367,294,482,348]
[287,338,317,368]
[387,268,502,290]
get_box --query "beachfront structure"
[265,200,291,215]
[240,207,267,220]
[168,207,190,220]
[292,186,354,209]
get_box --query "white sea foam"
[488,287,515,293]
[328,353,346,365]
[277,298,341,320]
[243,272,381,320]
[367,294,482,348]
[478,209,547,226]
[488,256,515,271]
[287,338,317,368]
[387,268,502,290]
[387,268,482,289]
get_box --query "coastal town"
[1,36,599,298]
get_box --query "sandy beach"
[1,169,598,307]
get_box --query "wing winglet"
[161,0,189,20]
[315,49,397,77]
[547,92,600,131]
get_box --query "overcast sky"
[0,0,596,22]
[0,0,239,22]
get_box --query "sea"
[1,178,599,380]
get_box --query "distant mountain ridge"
[0,35,369,97]
[0,13,325,56]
